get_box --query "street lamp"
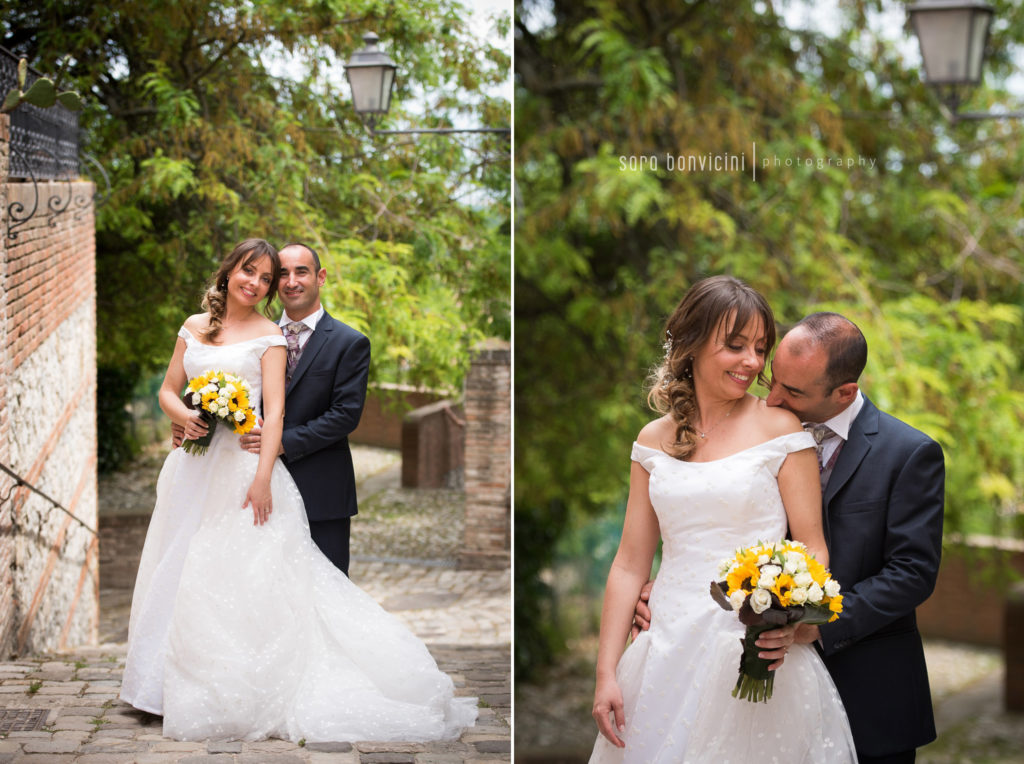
[908,0,1024,121]
[344,32,510,136]
[343,32,397,123]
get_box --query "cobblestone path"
[0,446,511,762]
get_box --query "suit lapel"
[286,312,333,393]
[824,397,879,511]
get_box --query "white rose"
[749,589,773,614]
[824,579,841,598]
[191,392,201,405]
[757,564,782,589]
[234,410,245,422]
[729,590,746,611]
[757,554,770,566]
[794,571,813,588]
[807,583,824,604]
[224,384,236,395]
[717,559,732,578]
[783,555,800,575]
[789,587,808,605]
[203,384,216,395]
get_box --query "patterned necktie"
[805,423,842,493]
[285,321,305,380]
[808,424,838,471]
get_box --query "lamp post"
[344,32,510,136]
[908,0,1024,121]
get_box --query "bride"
[119,239,477,742]
[589,275,856,762]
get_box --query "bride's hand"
[243,477,273,526]
[181,412,209,441]
[592,677,626,748]
[756,622,798,670]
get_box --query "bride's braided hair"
[201,239,281,343]
[647,275,776,460]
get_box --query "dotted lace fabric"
[120,327,477,742]
[589,432,857,763]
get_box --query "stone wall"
[0,113,98,656]
[459,340,511,570]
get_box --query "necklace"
[696,399,739,439]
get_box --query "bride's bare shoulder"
[750,397,803,437]
[182,313,211,334]
[252,315,284,338]
[636,415,675,450]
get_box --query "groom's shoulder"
[319,312,370,348]
[866,399,942,453]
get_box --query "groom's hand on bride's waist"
[240,421,262,455]
[171,423,184,449]
[239,419,285,457]
[630,580,655,640]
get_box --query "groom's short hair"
[283,242,321,272]
[793,312,867,392]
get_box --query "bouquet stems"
[732,623,776,703]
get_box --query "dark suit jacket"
[279,310,370,522]
[818,396,945,757]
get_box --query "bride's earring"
[684,357,694,379]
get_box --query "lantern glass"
[909,1,993,85]
[346,66,394,114]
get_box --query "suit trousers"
[858,749,916,764]
[309,517,351,577]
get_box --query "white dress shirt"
[806,390,864,468]
[279,306,324,352]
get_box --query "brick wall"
[0,113,98,656]
[352,382,450,449]
[459,340,510,570]
[916,538,1024,646]
[401,400,465,488]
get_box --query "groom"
[633,312,945,764]
[240,243,371,576]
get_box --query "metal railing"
[0,45,80,179]
[0,461,97,536]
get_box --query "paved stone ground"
[0,445,510,762]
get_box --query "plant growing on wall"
[1,55,81,113]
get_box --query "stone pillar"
[1006,582,1024,711]
[458,339,510,570]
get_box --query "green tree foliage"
[515,0,1024,678]
[2,0,510,470]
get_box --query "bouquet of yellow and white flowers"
[710,540,843,703]
[180,370,257,455]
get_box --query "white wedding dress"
[120,327,477,742]
[590,433,857,763]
